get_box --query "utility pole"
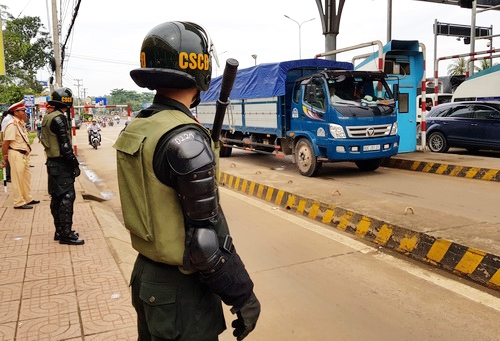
[74,79,83,114]
[51,0,62,88]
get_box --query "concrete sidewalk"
[0,142,138,340]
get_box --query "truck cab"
[289,70,399,176]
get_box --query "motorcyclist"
[87,119,101,146]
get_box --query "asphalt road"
[74,122,500,340]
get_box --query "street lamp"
[284,15,315,59]
[215,51,227,76]
[251,54,257,65]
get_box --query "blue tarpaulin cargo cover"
[200,58,353,102]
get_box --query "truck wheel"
[295,139,321,177]
[219,144,232,157]
[355,159,382,172]
[427,132,449,153]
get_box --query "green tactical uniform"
[122,20,260,341]
[113,99,226,340]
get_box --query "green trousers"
[131,254,226,341]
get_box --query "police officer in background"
[41,88,84,245]
[113,22,260,340]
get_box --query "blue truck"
[197,59,400,177]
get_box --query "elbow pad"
[200,246,255,311]
[189,228,228,272]
[166,128,218,222]
[188,227,254,310]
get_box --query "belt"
[47,157,66,163]
[9,148,28,155]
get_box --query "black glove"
[231,292,260,340]
[73,166,81,177]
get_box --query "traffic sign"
[24,94,35,107]
[434,22,492,38]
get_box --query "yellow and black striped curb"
[382,158,500,182]
[218,171,500,292]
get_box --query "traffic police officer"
[113,21,260,340]
[41,88,84,245]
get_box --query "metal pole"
[490,25,493,67]
[470,0,477,76]
[433,19,438,105]
[298,22,302,59]
[215,51,227,76]
[387,0,392,43]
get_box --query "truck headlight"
[390,121,398,135]
[329,123,346,139]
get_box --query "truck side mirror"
[392,84,399,101]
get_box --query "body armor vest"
[113,110,225,266]
[41,110,70,157]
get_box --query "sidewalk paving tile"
[0,141,138,340]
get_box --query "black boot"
[59,229,84,245]
[54,227,61,241]
[54,228,79,241]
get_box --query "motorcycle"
[90,130,101,149]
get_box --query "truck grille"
[346,124,392,138]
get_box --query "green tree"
[108,89,154,112]
[474,58,498,72]
[0,7,52,106]
[447,57,467,76]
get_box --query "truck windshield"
[327,77,395,117]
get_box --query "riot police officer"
[113,21,260,340]
[41,88,84,245]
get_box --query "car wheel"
[427,132,449,153]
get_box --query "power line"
[60,0,81,71]
[66,54,136,65]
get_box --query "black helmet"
[48,87,73,108]
[130,21,213,91]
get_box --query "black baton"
[211,58,239,143]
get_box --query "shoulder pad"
[52,113,68,125]
[166,128,214,175]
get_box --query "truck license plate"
[363,144,380,151]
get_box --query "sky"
[1,0,499,98]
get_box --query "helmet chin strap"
[191,91,201,108]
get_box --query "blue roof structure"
[200,58,353,102]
